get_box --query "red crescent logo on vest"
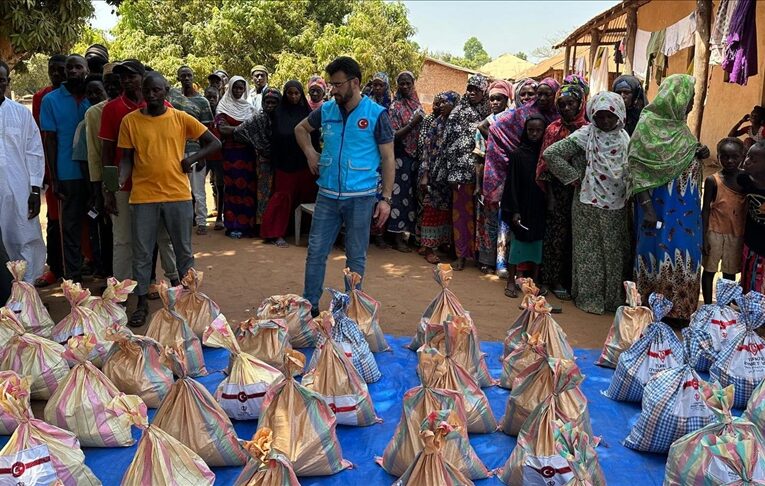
[358,118,369,129]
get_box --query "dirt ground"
[37,198,619,349]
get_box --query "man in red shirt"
[99,60,179,292]
[31,54,66,287]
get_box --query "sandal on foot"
[453,258,466,271]
[479,265,494,275]
[128,306,148,328]
[273,238,289,248]
[34,271,57,288]
[196,225,208,235]
[425,252,440,264]
[214,220,224,231]
[552,288,572,301]
[147,284,160,300]
[504,287,518,298]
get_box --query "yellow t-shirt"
[117,107,207,204]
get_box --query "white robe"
[0,98,46,283]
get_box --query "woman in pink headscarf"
[306,75,327,110]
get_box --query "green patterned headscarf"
[628,74,698,194]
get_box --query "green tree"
[0,0,94,69]
[462,36,490,69]
[7,53,49,96]
[514,51,528,61]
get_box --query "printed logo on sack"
[712,318,737,331]
[357,118,369,129]
[11,462,24,478]
[736,343,765,354]
[647,349,672,361]
[682,378,700,390]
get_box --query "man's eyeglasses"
[328,77,356,88]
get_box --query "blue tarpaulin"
[1,335,670,485]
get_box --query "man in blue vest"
[295,56,395,315]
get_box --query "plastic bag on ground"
[683,278,744,372]
[5,260,55,338]
[604,293,684,402]
[344,268,390,353]
[302,311,380,426]
[234,318,293,375]
[596,281,653,368]
[83,277,136,328]
[119,399,215,486]
[0,306,69,400]
[256,350,351,476]
[202,314,282,420]
[502,278,540,359]
[393,410,474,486]
[408,264,466,351]
[234,428,300,486]
[51,280,111,367]
[442,315,494,388]
[623,340,716,453]
[377,349,491,480]
[501,356,591,438]
[0,372,100,485]
[665,383,765,485]
[0,371,31,435]
[307,289,380,383]
[500,333,546,390]
[0,444,62,485]
[152,348,247,466]
[145,282,206,377]
[710,290,765,408]
[525,297,575,361]
[176,268,221,339]
[416,341,496,433]
[703,435,765,485]
[101,325,174,408]
[553,421,606,486]
[256,294,315,348]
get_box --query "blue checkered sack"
[604,293,684,402]
[684,278,743,372]
[710,291,765,409]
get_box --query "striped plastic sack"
[596,281,653,368]
[604,293,683,402]
[553,421,606,486]
[120,401,215,486]
[83,277,136,327]
[501,356,591,438]
[684,278,744,372]
[0,444,61,485]
[710,290,765,408]
[0,306,69,400]
[393,409,474,486]
[202,314,282,421]
[153,347,246,466]
[442,314,494,388]
[234,318,293,375]
[145,282,206,377]
[502,278,540,359]
[176,268,221,339]
[44,335,146,447]
[302,311,380,426]
[5,260,55,338]
[665,384,765,485]
[500,334,546,390]
[525,297,575,361]
[51,280,111,367]
[623,340,716,453]
[744,376,765,431]
[409,264,466,351]
[0,372,100,485]
[234,428,300,486]
[344,268,390,352]
[703,436,765,484]
[101,325,174,409]
[0,371,31,435]
[256,294,316,348]
[309,289,380,383]
[415,344,496,434]
[377,350,491,481]
[257,350,352,476]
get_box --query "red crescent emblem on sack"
[10,462,24,478]
[540,466,555,478]
[358,118,369,129]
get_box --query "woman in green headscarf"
[630,74,710,322]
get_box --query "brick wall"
[416,59,473,113]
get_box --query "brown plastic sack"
[409,264,466,351]
[502,278,540,358]
[51,280,111,367]
[234,318,293,374]
[83,277,136,327]
[234,428,300,486]
[5,260,55,337]
[596,281,653,368]
[176,268,222,339]
[344,268,390,352]
[256,295,316,348]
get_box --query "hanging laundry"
[646,29,668,85]
[663,11,697,57]
[575,57,587,78]
[614,40,624,65]
[632,29,652,80]
[723,0,758,85]
[589,46,610,95]
[710,0,739,65]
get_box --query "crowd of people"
[1,43,765,328]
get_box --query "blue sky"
[91,0,620,62]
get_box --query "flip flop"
[273,238,289,248]
[128,306,148,328]
[552,288,572,301]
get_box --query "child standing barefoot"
[739,141,765,293]
[701,138,747,304]
[501,116,547,298]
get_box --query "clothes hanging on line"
[723,0,758,85]
[663,12,696,57]
[632,29,652,80]
[710,0,739,65]
[646,29,668,85]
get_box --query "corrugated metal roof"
[554,0,650,48]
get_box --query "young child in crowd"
[730,105,765,150]
[701,137,747,304]
[501,115,547,298]
[739,140,765,293]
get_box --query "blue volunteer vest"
[318,96,384,199]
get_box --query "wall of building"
[417,59,472,112]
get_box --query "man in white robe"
[0,60,46,283]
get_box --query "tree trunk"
[689,0,712,138]
[0,35,24,71]
[563,45,571,77]
[588,28,601,81]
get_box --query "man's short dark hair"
[177,65,193,74]
[0,60,9,77]
[143,71,168,88]
[717,137,745,154]
[753,106,765,118]
[49,54,67,65]
[325,56,361,81]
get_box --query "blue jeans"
[303,194,376,309]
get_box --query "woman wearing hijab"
[369,72,392,109]
[414,94,443,250]
[630,74,709,322]
[536,74,589,300]
[611,75,647,136]
[215,76,257,238]
[388,71,424,251]
[513,78,539,108]
[544,91,632,314]
[419,91,459,264]
[306,75,327,111]
[439,74,490,270]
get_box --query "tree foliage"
[7,53,49,96]
[430,36,492,71]
[0,0,94,69]
[514,51,528,61]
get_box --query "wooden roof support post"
[588,28,601,79]
[689,0,712,138]
[563,44,571,77]
[624,6,638,75]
